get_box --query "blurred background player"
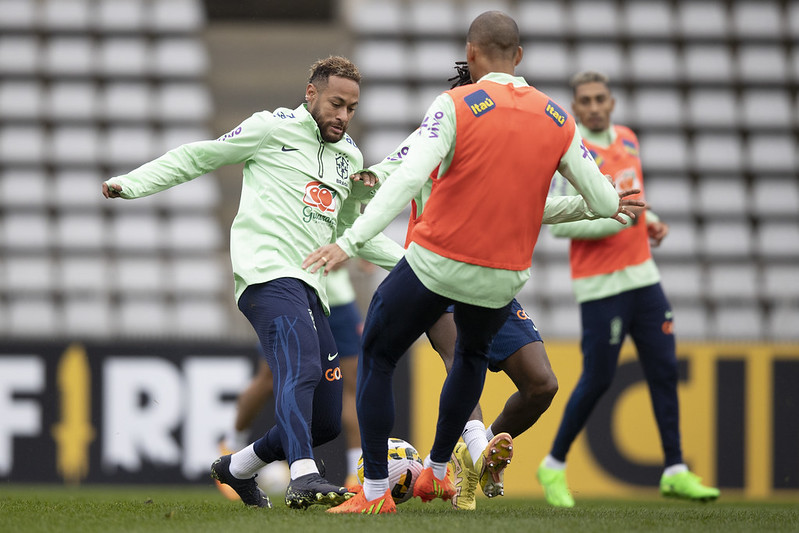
[104,56,404,509]
[537,71,720,507]
[215,265,368,500]
[307,11,623,514]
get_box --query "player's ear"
[514,45,523,66]
[305,83,316,103]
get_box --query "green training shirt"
[106,103,404,312]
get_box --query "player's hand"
[303,243,349,275]
[647,221,669,247]
[103,182,122,198]
[350,170,379,187]
[611,188,646,224]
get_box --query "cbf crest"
[335,154,350,181]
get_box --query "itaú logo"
[302,182,337,213]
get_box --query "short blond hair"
[308,56,361,87]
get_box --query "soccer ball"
[356,437,424,504]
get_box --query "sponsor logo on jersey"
[217,126,242,141]
[545,100,568,127]
[589,149,604,168]
[302,181,337,213]
[325,367,342,381]
[622,138,639,157]
[464,90,495,117]
[614,167,639,192]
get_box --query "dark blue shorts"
[328,301,363,358]
[445,298,542,372]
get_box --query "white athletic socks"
[289,458,319,480]
[423,455,449,481]
[543,454,566,470]
[229,444,267,479]
[363,477,390,501]
[462,420,489,467]
[663,463,688,477]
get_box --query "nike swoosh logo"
[281,146,299,152]
[327,352,339,361]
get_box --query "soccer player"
[304,12,623,514]
[103,56,404,509]
[536,71,720,506]
[214,266,367,501]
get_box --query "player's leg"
[538,292,630,507]
[328,301,363,487]
[223,358,273,454]
[357,258,451,504]
[630,284,719,501]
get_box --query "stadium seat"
[168,257,228,296]
[655,220,698,258]
[160,175,221,211]
[752,177,799,218]
[50,126,101,166]
[738,45,789,84]
[766,304,799,340]
[174,297,228,338]
[117,297,172,337]
[573,42,626,82]
[152,38,209,78]
[56,212,106,251]
[0,36,39,75]
[4,256,56,294]
[746,134,797,174]
[408,0,459,36]
[671,303,709,340]
[755,221,799,259]
[700,221,753,258]
[0,126,46,165]
[685,89,737,129]
[113,256,167,295]
[632,88,684,127]
[95,0,147,33]
[732,0,784,39]
[740,89,793,130]
[102,126,157,167]
[149,0,206,34]
[156,83,213,123]
[657,263,702,302]
[677,1,729,38]
[98,37,150,78]
[354,41,408,80]
[43,36,95,76]
[696,176,748,218]
[0,169,48,209]
[58,254,110,295]
[158,126,211,154]
[40,0,92,31]
[165,214,223,251]
[710,305,763,340]
[410,40,465,81]
[644,175,694,218]
[0,81,43,121]
[538,259,575,300]
[761,264,799,302]
[358,86,414,126]
[0,0,36,31]
[46,81,98,121]
[63,295,114,337]
[682,44,734,83]
[623,2,676,38]
[109,212,163,250]
[2,212,51,251]
[705,263,759,301]
[627,44,681,83]
[638,133,689,173]
[517,0,567,37]
[520,41,574,83]
[7,297,59,337]
[341,0,406,36]
[101,82,153,122]
[570,0,620,38]
[52,168,105,210]
[692,134,744,173]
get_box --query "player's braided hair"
[448,61,472,88]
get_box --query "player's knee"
[520,373,558,406]
[312,419,341,446]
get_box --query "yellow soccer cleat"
[476,432,513,498]
[449,442,479,510]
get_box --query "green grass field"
[1,485,797,533]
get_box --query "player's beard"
[309,106,346,143]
